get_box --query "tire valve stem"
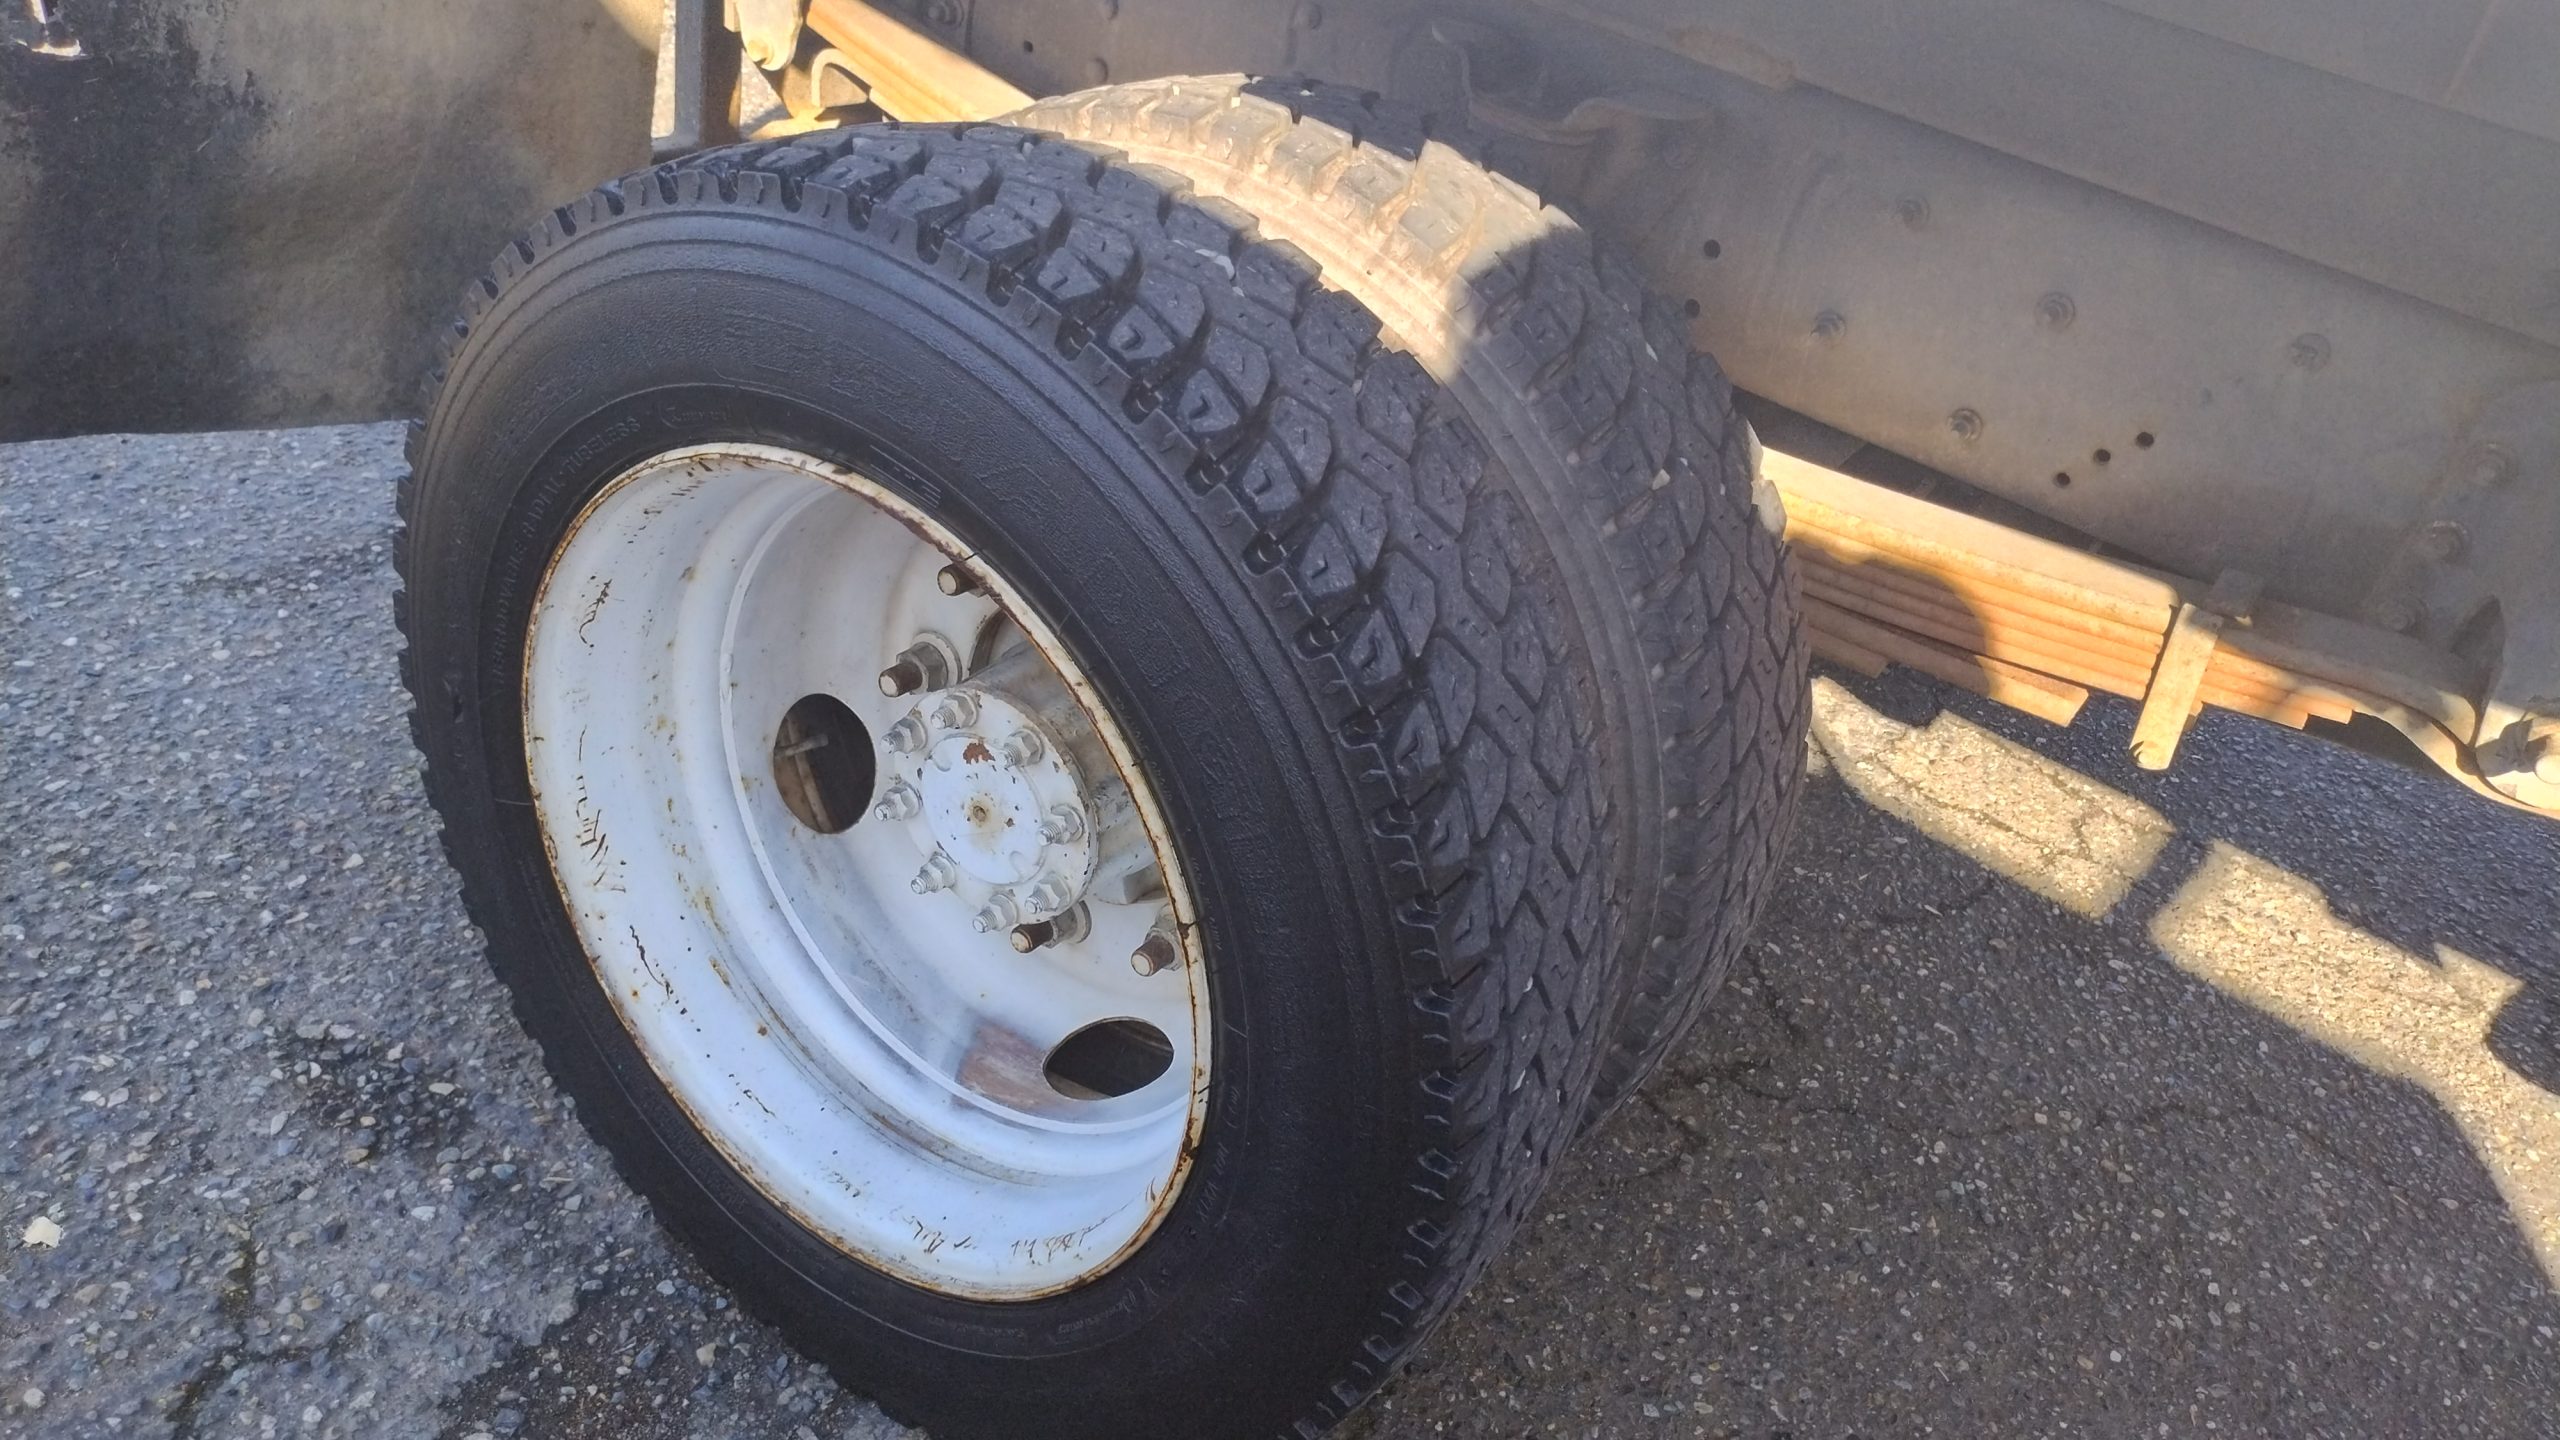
[934,563,980,597]
[1130,912,1181,977]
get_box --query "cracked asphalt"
[5,424,2557,1438]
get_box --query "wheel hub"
[874,637,1140,933]
[891,681,1098,921]
[921,727,1052,885]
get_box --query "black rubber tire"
[395,124,1621,1438]
[1015,77,1810,1120]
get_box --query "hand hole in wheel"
[772,693,876,834]
[1045,1018,1175,1100]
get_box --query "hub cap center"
[921,723,1054,885]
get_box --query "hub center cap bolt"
[910,850,960,894]
[1023,874,1074,916]
[971,891,1021,934]
[929,691,980,730]
[883,712,929,756]
[1040,803,1086,844]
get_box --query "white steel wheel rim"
[523,443,1208,1300]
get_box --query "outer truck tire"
[396,122,1626,1438]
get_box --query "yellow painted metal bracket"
[2130,571,2261,771]
[804,0,1030,122]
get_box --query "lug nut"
[1008,919,1056,952]
[1040,803,1087,844]
[883,712,929,755]
[1130,914,1181,977]
[999,729,1045,766]
[930,691,980,730]
[935,563,980,596]
[910,851,960,894]
[873,781,921,821]
[1024,873,1074,916]
[878,637,956,698]
[971,891,1021,934]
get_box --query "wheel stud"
[930,691,979,730]
[878,638,956,698]
[1008,902,1090,953]
[883,712,929,755]
[999,729,1045,766]
[873,781,921,821]
[910,851,960,894]
[1040,803,1086,844]
[1130,914,1181,977]
[878,657,926,698]
[934,563,979,596]
[970,891,1020,934]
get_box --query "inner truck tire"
[395,123,1623,1438]
[1015,77,1811,1122]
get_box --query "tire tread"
[1014,77,1809,1119]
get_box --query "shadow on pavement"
[1360,665,2560,1438]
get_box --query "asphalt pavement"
[4,424,2555,1438]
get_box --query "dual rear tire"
[397,83,1801,1440]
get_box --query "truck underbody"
[8,0,2553,815]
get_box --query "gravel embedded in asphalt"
[4,425,2556,1439]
